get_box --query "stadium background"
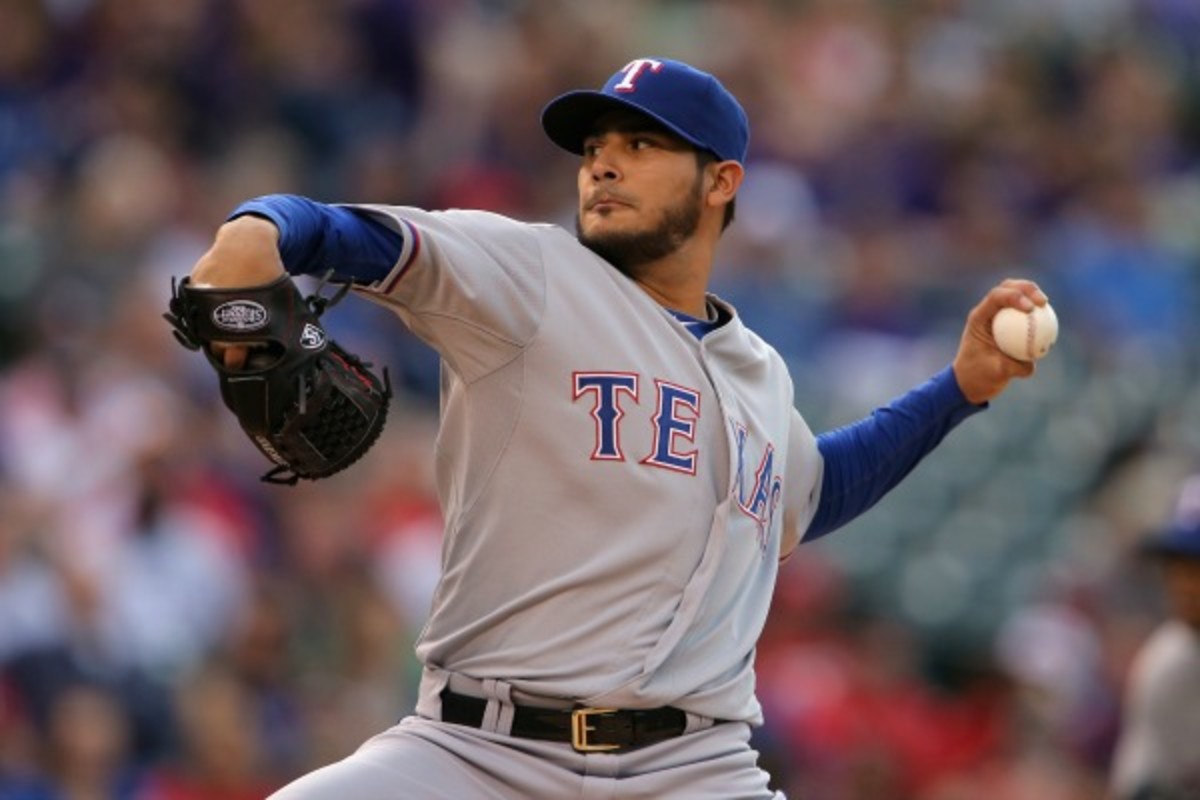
[1,0,1198,797]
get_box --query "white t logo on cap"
[614,59,664,93]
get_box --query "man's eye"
[632,138,654,150]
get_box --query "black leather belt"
[439,688,694,753]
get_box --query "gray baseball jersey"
[350,205,823,725]
[1111,619,1200,797]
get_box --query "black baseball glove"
[165,273,391,485]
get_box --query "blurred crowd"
[1,0,1199,798]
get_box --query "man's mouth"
[587,193,634,212]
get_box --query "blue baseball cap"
[1143,475,1200,559]
[541,58,749,164]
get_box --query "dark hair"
[695,150,736,231]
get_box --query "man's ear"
[706,161,744,208]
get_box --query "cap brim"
[1140,526,1200,560]
[540,90,707,156]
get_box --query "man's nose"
[590,150,621,182]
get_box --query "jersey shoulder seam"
[454,222,549,386]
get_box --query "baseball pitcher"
[172,58,1048,799]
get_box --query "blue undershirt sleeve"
[804,365,985,542]
[228,194,404,283]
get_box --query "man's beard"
[576,178,703,279]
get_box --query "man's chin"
[577,230,630,265]
[579,214,637,239]
[577,231,662,277]
[575,205,697,276]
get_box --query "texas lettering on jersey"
[573,370,781,546]
[572,371,699,474]
[732,421,783,552]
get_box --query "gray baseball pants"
[267,715,785,799]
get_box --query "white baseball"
[991,303,1058,362]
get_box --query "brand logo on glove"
[253,434,286,465]
[300,323,327,350]
[212,300,269,332]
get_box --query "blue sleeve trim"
[228,194,404,283]
[805,365,985,541]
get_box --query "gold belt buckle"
[570,707,620,752]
